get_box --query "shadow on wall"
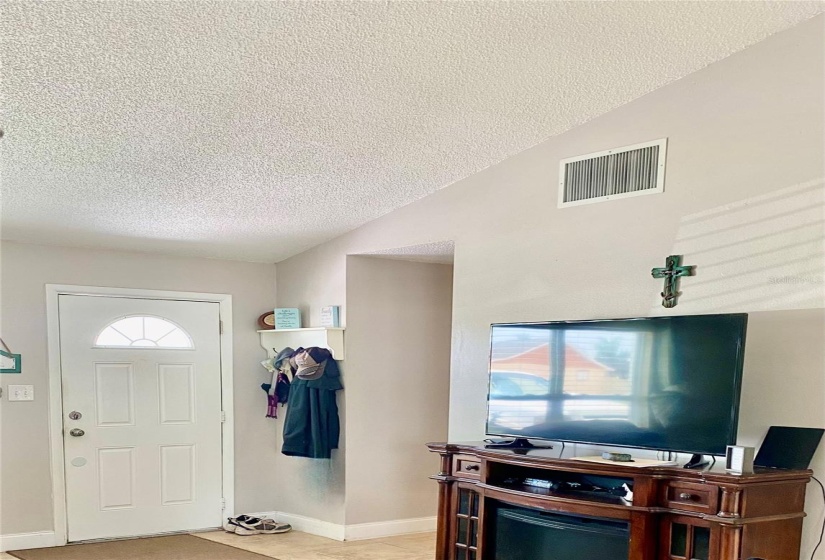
[662,178,824,313]
[660,179,825,560]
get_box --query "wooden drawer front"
[662,482,717,514]
[452,455,481,480]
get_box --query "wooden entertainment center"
[428,442,813,560]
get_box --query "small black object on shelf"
[485,437,553,450]
[683,454,710,469]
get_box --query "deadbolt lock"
[68,411,82,420]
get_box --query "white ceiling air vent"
[558,138,667,208]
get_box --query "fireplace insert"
[491,502,629,560]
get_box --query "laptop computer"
[754,426,825,470]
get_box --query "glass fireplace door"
[491,503,629,560]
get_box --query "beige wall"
[274,16,825,557]
[0,241,277,535]
[267,257,453,526]
[0,13,821,553]
[267,259,348,525]
[345,257,452,524]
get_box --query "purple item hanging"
[267,394,279,418]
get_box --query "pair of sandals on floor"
[223,514,292,535]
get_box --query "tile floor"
[195,530,435,560]
[0,530,436,560]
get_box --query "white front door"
[59,295,224,541]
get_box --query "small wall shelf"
[258,328,345,360]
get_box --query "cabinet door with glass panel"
[660,516,716,560]
[450,485,480,560]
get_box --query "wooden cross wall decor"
[651,255,695,308]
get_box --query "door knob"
[69,428,85,437]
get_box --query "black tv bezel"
[484,313,748,456]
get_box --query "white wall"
[274,16,825,557]
[0,241,277,536]
[345,256,452,525]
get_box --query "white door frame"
[45,284,235,546]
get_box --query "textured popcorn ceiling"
[361,241,455,265]
[1,1,823,263]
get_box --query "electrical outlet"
[8,385,34,401]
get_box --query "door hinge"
[221,497,226,511]
[219,320,224,334]
[221,411,226,423]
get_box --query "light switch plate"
[8,385,34,401]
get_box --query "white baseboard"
[0,531,59,553]
[344,516,437,541]
[247,511,345,541]
[245,511,436,542]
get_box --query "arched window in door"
[95,316,194,349]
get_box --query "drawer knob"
[678,492,693,500]
[464,464,480,471]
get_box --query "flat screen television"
[485,313,748,456]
